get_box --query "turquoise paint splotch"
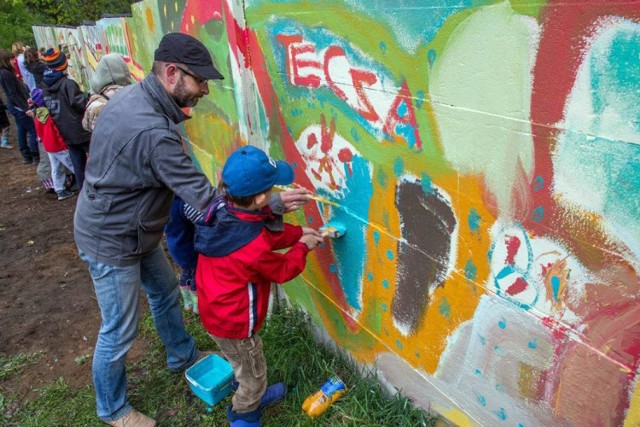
[533,175,544,192]
[397,100,408,118]
[468,208,481,232]
[421,172,433,195]
[381,303,387,311]
[393,158,404,177]
[367,272,374,281]
[396,339,403,350]
[474,369,482,376]
[329,264,337,273]
[479,335,486,345]
[415,90,425,108]
[386,249,394,260]
[396,123,417,149]
[329,155,373,311]
[377,170,387,188]
[439,297,451,320]
[551,276,561,300]
[382,279,389,289]
[350,127,360,142]
[379,40,386,54]
[496,408,507,421]
[498,319,507,329]
[428,49,437,67]
[382,211,390,229]
[464,258,478,281]
[531,206,544,222]
[373,230,380,245]
[465,259,477,281]
[528,339,538,349]
[476,394,487,407]
[496,384,506,393]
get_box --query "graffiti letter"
[349,68,380,122]
[383,81,422,150]
[277,34,321,88]
[324,45,349,100]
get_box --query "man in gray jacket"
[74,33,308,426]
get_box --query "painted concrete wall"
[33,1,640,425]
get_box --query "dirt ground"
[0,125,149,409]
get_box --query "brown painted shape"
[392,180,456,334]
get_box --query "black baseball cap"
[154,32,224,80]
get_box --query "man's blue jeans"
[80,244,199,422]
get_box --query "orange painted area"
[145,7,155,33]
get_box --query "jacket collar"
[140,73,190,124]
[43,69,64,87]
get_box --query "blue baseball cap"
[222,146,294,197]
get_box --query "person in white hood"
[82,53,132,132]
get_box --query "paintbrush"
[274,185,340,207]
[320,222,347,238]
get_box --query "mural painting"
[33,0,640,425]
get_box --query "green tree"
[0,0,49,49]
[24,0,136,26]
[0,0,136,50]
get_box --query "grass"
[0,351,44,382]
[3,305,436,426]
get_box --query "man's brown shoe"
[105,409,156,427]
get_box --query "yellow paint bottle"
[302,376,347,418]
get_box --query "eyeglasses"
[174,64,208,87]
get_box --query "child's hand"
[302,227,321,237]
[300,234,324,250]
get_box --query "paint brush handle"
[306,194,340,207]
[274,185,340,207]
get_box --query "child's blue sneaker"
[229,381,286,408]
[226,406,261,427]
[259,382,287,407]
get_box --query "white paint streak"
[294,125,362,194]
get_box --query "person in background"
[0,96,12,149]
[73,32,310,427]
[41,48,91,188]
[30,88,76,201]
[24,47,46,87]
[0,49,39,164]
[82,53,132,132]
[12,42,36,92]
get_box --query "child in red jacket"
[194,146,323,427]
[30,88,76,200]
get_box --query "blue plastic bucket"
[185,354,234,406]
